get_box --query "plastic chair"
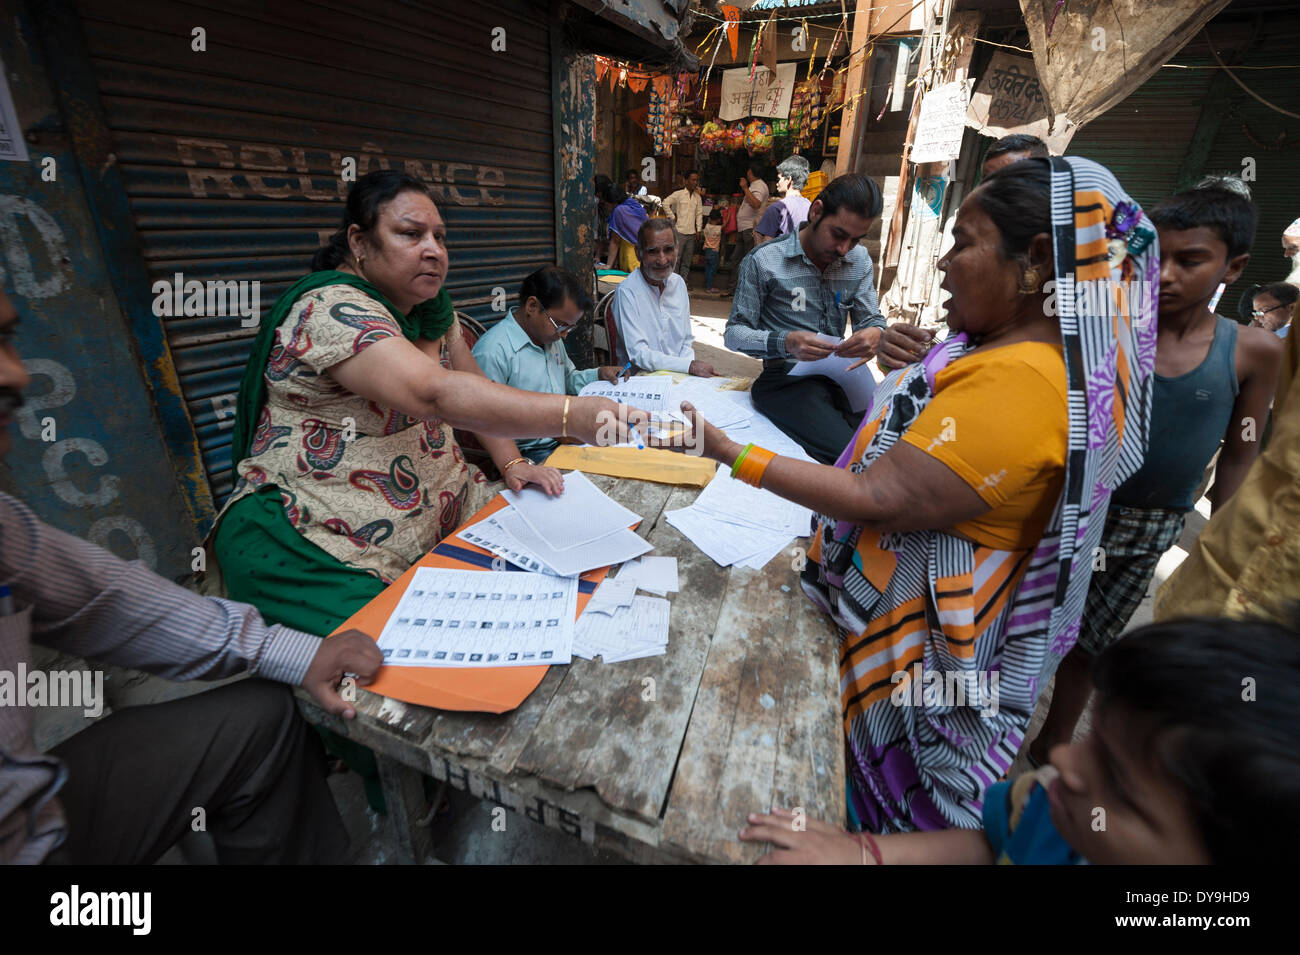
[594,289,626,368]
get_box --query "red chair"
[593,288,627,368]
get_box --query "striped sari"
[802,157,1160,832]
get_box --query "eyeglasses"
[1251,303,1289,319]
[544,308,580,337]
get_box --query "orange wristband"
[735,445,775,487]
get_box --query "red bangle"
[854,831,883,865]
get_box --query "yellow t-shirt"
[900,342,1068,550]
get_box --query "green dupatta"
[230,270,454,464]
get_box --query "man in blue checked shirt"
[0,287,383,864]
[724,174,888,464]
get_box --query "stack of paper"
[572,595,671,663]
[459,471,652,577]
[665,464,814,571]
[616,556,679,596]
[376,566,579,667]
[666,376,752,430]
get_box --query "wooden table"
[296,473,845,864]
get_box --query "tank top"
[1113,314,1239,511]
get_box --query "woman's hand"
[569,396,653,447]
[875,323,936,371]
[503,461,564,496]
[739,808,874,865]
[649,401,738,464]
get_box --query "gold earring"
[1018,269,1041,295]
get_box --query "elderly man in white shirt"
[661,171,705,288]
[612,218,715,377]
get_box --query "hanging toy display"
[647,75,673,155]
[724,122,746,151]
[698,119,726,153]
[789,77,824,151]
[744,118,773,154]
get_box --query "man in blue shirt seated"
[724,174,887,464]
[473,266,623,462]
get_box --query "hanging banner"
[909,80,972,164]
[628,73,649,94]
[965,52,1076,154]
[595,57,608,84]
[721,5,741,60]
[718,62,798,121]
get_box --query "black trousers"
[751,365,865,465]
[48,679,348,865]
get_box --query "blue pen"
[617,361,633,381]
[0,584,13,616]
[629,426,645,450]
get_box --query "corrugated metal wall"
[78,0,557,504]
[1202,58,1300,297]
[1068,61,1214,209]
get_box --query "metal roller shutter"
[78,0,557,504]
[1067,60,1215,209]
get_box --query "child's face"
[1156,225,1247,317]
[1046,703,1211,864]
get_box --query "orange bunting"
[721,4,741,60]
[628,73,649,93]
[595,57,608,83]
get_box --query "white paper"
[693,465,813,539]
[377,567,578,667]
[496,508,651,577]
[583,576,637,616]
[737,537,792,571]
[502,470,642,550]
[717,394,815,462]
[668,377,752,430]
[910,80,972,164]
[618,556,679,596]
[578,376,672,414]
[718,63,798,121]
[788,334,876,413]
[664,505,795,569]
[572,595,671,663]
[458,510,565,577]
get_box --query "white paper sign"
[910,80,972,165]
[718,63,798,121]
[965,52,1076,155]
[0,57,30,162]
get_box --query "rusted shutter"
[78,0,556,504]
[1068,60,1214,208]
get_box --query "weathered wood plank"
[516,485,728,821]
[660,549,841,863]
[768,576,846,835]
[511,484,712,814]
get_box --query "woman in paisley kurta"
[210,171,644,810]
[210,170,640,638]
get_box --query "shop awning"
[563,0,701,70]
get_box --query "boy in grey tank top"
[1031,184,1283,764]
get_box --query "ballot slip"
[578,376,673,414]
[376,566,579,667]
[572,595,671,663]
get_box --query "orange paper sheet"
[330,495,611,713]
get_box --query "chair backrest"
[595,288,625,368]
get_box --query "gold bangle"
[501,457,528,473]
[562,396,571,439]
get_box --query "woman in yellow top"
[665,157,1158,842]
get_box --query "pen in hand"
[617,361,633,381]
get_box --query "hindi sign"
[909,80,971,165]
[718,63,798,122]
[966,52,1075,153]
